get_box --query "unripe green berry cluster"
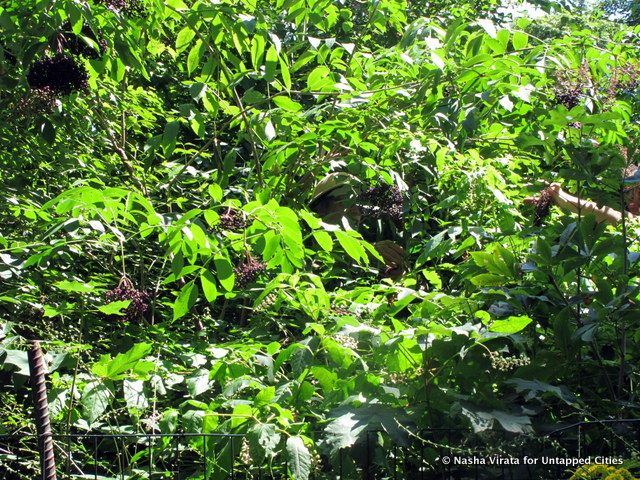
[489,351,530,371]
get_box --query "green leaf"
[214,255,235,291]
[489,315,532,334]
[176,27,196,52]
[313,231,333,252]
[250,34,266,70]
[200,271,219,302]
[273,96,302,112]
[0,349,30,376]
[186,368,210,397]
[264,45,278,82]
[280,56,291,90]
[207,184,223,202]
[247,423,280,464]
[307,65,331,91]
[334,231,367,264]
[173,281,199,321]
[254,385,275,408]
[165,0,188,10]
[286,436,311,480]
[512,31,528,50]
[123,379,148,410]
[54,280,95,293]
[459,404,532,433]
[104,343,152,380]
[187,39,204,76]
[98,300,131,316]
[81,381,112,425]
[470,273,505,286]
[505,379,576,405]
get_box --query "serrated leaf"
[254,385,275,408]
[81,381,112,426]
[313,231,333,252]
[307,65,331,91]
[489,315,532,334]
[248,423,280,463]
[173,281,199,321]
[214,255,235,291]
[186,368,210,397]
[187,39,204,75]
[273,96,302,112]
[54,280,95,293]
[98,300,130,315]
[200,271,219,302]
[286,436,311,480]
[334,231,367,264]
[123,379,148,410]
[176,27,196,52]
[105,343,152,380]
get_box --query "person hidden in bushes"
[525,165,640,226]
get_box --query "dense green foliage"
[2,0,640,478]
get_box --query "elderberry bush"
[358,183,403,226]
[15,87,58,118]
[105,280,150,321]
[234,256,266,288]
[533,187,554,226]
[27,54,88,95]
[218,208,247,232]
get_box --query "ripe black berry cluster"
[105,276,150,321]
[219,208,247,232]
[60,24,108,59]
[234,255,266,288]
[532,186,554,226]
[15,87,58,118]
[553,64,589,109]
[27,54,88,95]
[489,351,530,371]
[358,183,403,225]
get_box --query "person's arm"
[526,183,632,226]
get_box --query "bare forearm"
[553,189,624,225]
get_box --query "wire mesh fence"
[1,420,639,479]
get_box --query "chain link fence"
[1,420,640,479]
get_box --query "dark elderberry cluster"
[60,24,108,59]
[553,64,589,109]
[27,54,88,95]
[15,87,58,118]
[532,187,554,226]
[105,277,150,321]
[358,183,403,225]
[219,208,247,232]
[234,255,266,288]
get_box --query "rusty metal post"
[28,340,57,480]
